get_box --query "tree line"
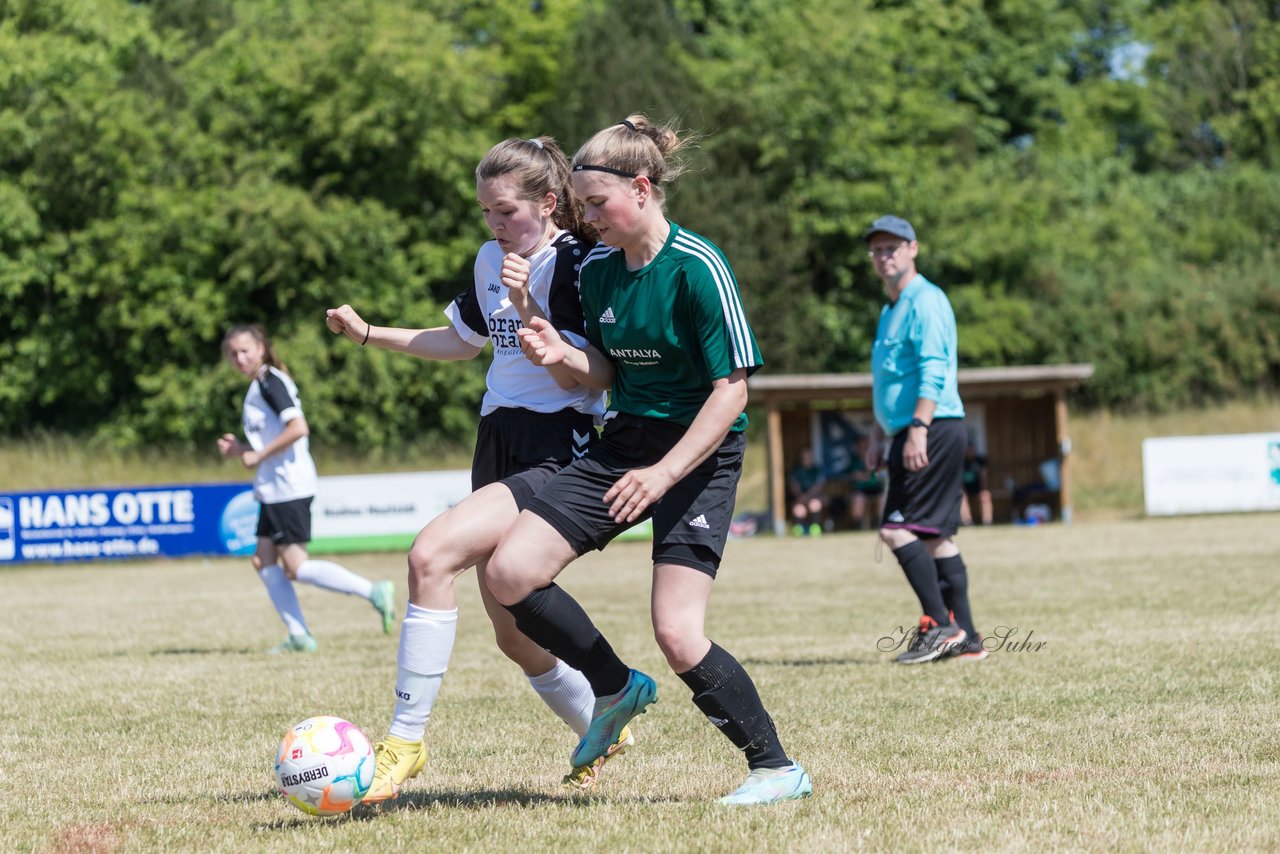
[3,0,1279,452]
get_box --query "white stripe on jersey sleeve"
[670,231,756,369]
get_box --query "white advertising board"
[1142,432,1280,516]
[311,470,473,552]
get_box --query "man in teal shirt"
[863,215,986,664]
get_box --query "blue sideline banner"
[0,483,257,564]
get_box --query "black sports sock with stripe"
[678,642,791,770]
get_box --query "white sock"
[295,559,374,599]
[527,660,595,738]
[388,604,458,742]
[257,564,309,637]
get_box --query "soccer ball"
[274,715,375,816]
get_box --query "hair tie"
[528,138,544,149]
[618,119,636,132]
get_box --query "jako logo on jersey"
[688,514,711,529]
[599,307,616,323]
[487,281,501,294]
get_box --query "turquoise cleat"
[719,763,813,806]
[570,670,657,768]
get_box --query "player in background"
[325,137,630,800]
[861,215,986,663]
[486,115,812,806]
[218,324,396,654]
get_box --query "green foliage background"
[3,0,1279,451]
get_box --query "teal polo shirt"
[871,273,965,435]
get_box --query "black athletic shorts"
[524,413,744,577]
[883,417,966,539]
[472,407,598,511]
[257,496,313,546]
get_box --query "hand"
[325,304,369,344]
[604,465,677,524]
[904,427,929,472]
[216,433,240,458]
[240,449,261,469]
[517,316,567,366]
[863,440,881,472]
[500,253,532,300]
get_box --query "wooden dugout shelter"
[748,364,1095,536]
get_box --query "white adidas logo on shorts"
[688,514,711,529]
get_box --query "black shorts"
[524,413,744,577]
[883,418,966,539]
[257,497,313,546]
[472,407,598,511]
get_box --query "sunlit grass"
[1,515,1277,851]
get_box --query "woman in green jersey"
[486,115,811,806]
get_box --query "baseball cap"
[863,215,916,243]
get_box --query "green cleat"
[369,580,395,634]
[266,633,318,654]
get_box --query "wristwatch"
[909,417,929,430]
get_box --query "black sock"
[677,642,791,770]
[503,584,630,697]
[936,554,976,636]
[892,540,949,624]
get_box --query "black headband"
[618,119,636,131]
[572,164,639,179]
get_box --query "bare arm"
[517,316,616,390]
[605,369,750,524]
[326,304,482,361]
[238,416,309,470]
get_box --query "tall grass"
[1,515,1277,851]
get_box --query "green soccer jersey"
[579,221,763,430]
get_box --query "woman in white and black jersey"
[218,323,396,654]
[325,137,626,800]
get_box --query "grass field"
[2,514,1277,852]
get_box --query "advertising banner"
[0,483,252,564]
[0,471,474,565]
[1142,432,1280,516]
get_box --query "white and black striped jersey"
[240,366,318,504]
[445,230,607,418]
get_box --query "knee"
[484,548,524,606]
[406,542,451,588]
[878,527,908,549]
[652,622,702,671]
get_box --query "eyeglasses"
[867,242,908,258]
